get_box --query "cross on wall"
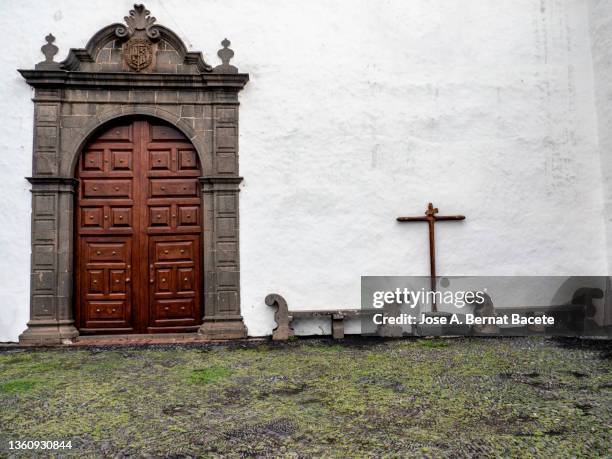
[396,203,466,312]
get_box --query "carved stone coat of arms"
[124,38,153,71]
[116,4,160,72]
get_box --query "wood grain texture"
[76,120,202,334]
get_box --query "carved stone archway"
[18,4,249,344]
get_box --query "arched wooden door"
[75,119,202,334]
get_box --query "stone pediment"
[19,4,247,89]
[60,4,211,74]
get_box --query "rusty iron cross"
[397,203,465,312]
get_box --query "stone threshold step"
[71,334,265,346]
[1,334,265,347]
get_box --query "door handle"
[149,264,154,284]
[126,264,131,283]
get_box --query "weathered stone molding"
[18,4,248,344]
[19,70,248,90]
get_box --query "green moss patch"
[188,365,232,384]
[0,378,38,394]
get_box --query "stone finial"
[42,34,58,62]
[213,38,238,74]
[115,3,160,40]
[36,33,60,69]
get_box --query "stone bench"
[468,287,601,334]
[266,287,603,339]
[265,294,389,340]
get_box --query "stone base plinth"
[198,319,247,340]
[19,321,79,345]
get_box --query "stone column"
[198,97,247,339]
[19,86,79,344]
[198,176,247,339]
[19,177,79,344]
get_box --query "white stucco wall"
[590,0,612,272]
[0,0,607,341]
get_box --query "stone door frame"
[18,6,249,344]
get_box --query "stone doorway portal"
[18,4,249,344]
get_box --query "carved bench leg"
[265,294,294,341]
[332,314,345,339]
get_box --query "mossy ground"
[0,337,609,458]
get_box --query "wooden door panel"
[148,236,201,331]
[82,150,104,171]
[109,270,127,293]
[150,179,197,197]
[87,270,104,293]
[110,207,132,228]
[150,124,185,141]
[110,150,132,171]
[80,147,134,177]
[81,207,104,229]
[149,150,172,170]
[177,206,199,228]
[82,180,132,198]
[86,241,129,262]
[76,122,137,333]
[156,268,172,292]
[88,301,126,320]
[155,299,195,319]
[152,124,200,329]
[178,267,195,292]
[150,206,171,227]
[155,240,195,261]
[178,149,199,171]
[97,124,133,141]
[76,120,202,334]
[79,237,133,332]
[79,206,134,234]
[147,146,200,177]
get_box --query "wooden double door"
[75,120,203,334]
